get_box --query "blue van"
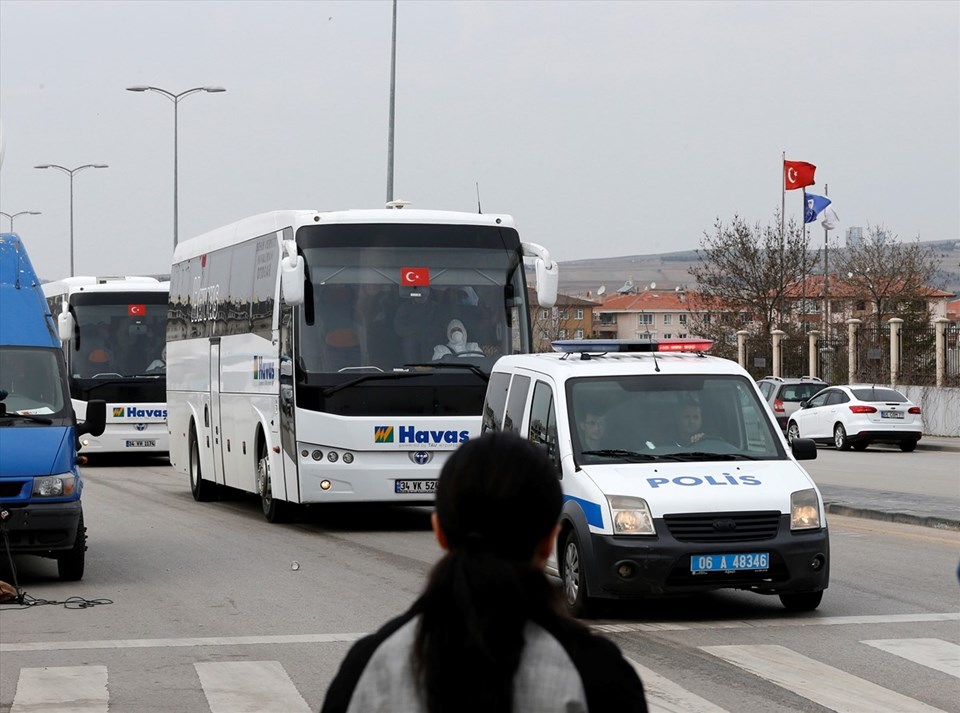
[0,233,105,581]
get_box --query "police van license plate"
[394,480,437,494]
[691,552,769,573]
[125,440,156,448]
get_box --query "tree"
[689,212,819,337]
[833,225,943,332]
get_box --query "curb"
[824,503,960,531]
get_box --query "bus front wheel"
[258,443,293,523]
[189,427,216,502]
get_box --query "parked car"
[786,384,922,452]
[757,376,829,431]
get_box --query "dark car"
[757,376,828,431]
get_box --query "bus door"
[208,339,226,486]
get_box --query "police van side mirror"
[77,399,106,438]
[58,309,75,343]
[791,437,817,460]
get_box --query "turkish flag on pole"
[400,267,430,286]
[784,161,816,190]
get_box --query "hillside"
[557,239,960,299]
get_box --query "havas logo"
[398,426,469,445]
[253,356,276,381]
[112,407,125,418]
[124,407,168,419]
[374,426,394,443]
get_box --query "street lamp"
[34,164,108,277]
[126,85,226,250]
[0,210,41,232]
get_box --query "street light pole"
[0,210,41,232]
[34,164,108,277]
[126,85,226,250]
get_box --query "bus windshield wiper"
[0,412,54,425]
[321,371,435,398]
[403,363,489,382]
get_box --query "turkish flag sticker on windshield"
[128,304,146,316]
[401,268,430,286]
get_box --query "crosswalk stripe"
[627,659,729,713]
[701,644,947,713]
[194,661,312,713]
[11,665,108,713]
[862,638,960,678]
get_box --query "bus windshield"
[295,223,530,377]
[69,292,168,378]
[0,347,68,417]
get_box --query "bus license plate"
[691,552,769,573]
[395,479,437,494]
[125,440,156,448]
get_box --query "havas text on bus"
[43,276,170,455]
[166,207,558,522]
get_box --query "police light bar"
[551,338,713,353]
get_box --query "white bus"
[43,276,170,454]
[167,208,558,521]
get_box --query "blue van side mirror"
[78,399,106,438]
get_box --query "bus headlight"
[791,488,821,530]
[607,495,655,535]
[33,474,76,497]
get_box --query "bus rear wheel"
[258,443,293,523]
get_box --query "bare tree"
[689,212,819,336]
[834,226,942,332]
[530,305,564,352]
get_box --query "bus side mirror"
[77,399,106,438]
[281,252,305,305]
[58,309,75,343]
[521,241,558,308]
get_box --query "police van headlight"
[33,474,77,497]
[607,495,655,535]
[791,488,821,530]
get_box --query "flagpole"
[823,183,830,337]
[780,151,785,327]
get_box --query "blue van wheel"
[57,513,86,581]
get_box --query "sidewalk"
[821,435,960,530]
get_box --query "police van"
[0,233,105,581]
[481,339,828,615]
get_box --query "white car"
[786,385,923,452]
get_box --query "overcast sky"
[1,0,957,280]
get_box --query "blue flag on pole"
[804,192,832,224]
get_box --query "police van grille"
[663,511,781,542]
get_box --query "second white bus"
[167,208,557,521]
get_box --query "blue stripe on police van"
[564,494,604,529]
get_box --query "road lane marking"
[11,665,108,713]
[863,638,960,678]
[701,644,947,713]
[2,612,957,652]
[628,659,729,712]
[195,661,312,713]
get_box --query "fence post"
[847,318,860,382]
[771,329,785,377]
[737,330,749,370]
[888,317,903,386]
[935,317,950,387]
[807,330,819,378]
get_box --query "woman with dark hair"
[321,431,647,713]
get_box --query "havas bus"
[43,276,170,455]
[166,208,558,522]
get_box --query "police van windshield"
[0,347,68,418]
[568,374,785,462]
[295,223,529,378]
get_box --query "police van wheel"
[561,530,592,618]
[57,514,86,582]
[779,590,823,611]
[190,427,216,502]
[258,445,292,524]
